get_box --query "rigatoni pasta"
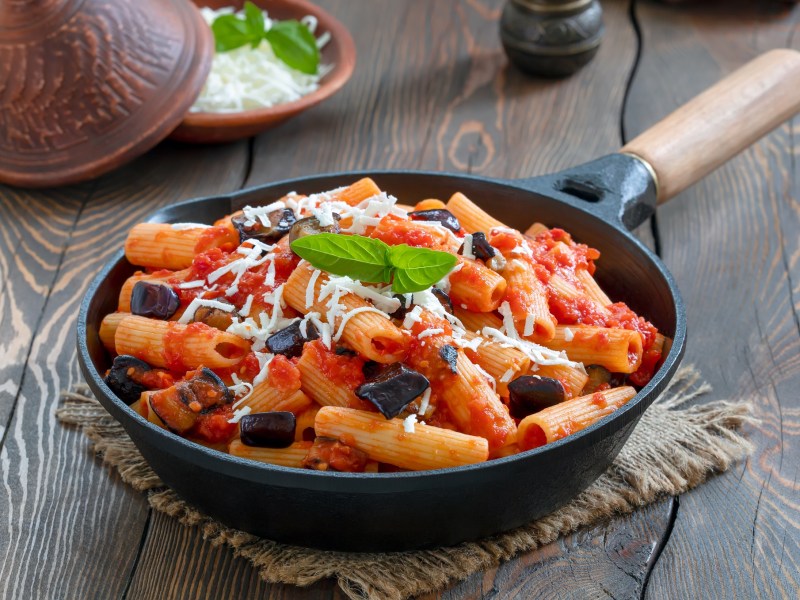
[97,180,668,473]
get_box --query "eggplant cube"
[355,364,429,419]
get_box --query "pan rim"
[77,168,686,487]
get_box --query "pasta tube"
[115,315,250,370]
[315,407,489,470]
[228,440,313,468]
[284,263,407,363]
[517,386,636,450]
[446,192,505,233]
[547,325,643,374]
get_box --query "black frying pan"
[77,50,800,551]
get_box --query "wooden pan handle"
[621,49,800,204]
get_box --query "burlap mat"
[57,366,754,600]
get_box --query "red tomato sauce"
[302,438,369,472]
[520,424,547,450]
[304,340,366,391]
[405,314,455,384]
[138,369,175,390]
[191,406,238,444]
[370,218,437,248]
[591,392,608,408]
[214,352,262,384]
[267,355,302,393]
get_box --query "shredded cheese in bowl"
[191,7,333,113]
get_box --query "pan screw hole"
[556,178,603,203]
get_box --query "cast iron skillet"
[77,50,800,551]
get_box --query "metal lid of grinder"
[500,0,604,78]
[0,0,213,188]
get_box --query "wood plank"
[0,186,84,440]
[433,499,674,600]
[122,1,675,598]
[623,1,800,598]
[0,141,249,599]
[246,0,637,182]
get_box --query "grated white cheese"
[311,202,336,227]
[260,284,292,336]
[240,294,254,317]
[472,362,497,393]
[453,335,482,352]
[171,223,210,230]
[523,313,535,337]
[227,405,252,424]
[242,238,277,254]
[264,255,277,287]
[482,325,581,369]
[418,388,432,416]
[498,301,520,340]
[461,234,474,259]
[564,327,575,342]
[226,287,295,351]
[243,202,286,226]
[435,261,463,294]
[341,193,404,235]
[306,268,322,309]
[318,275,401,314]
[229,374,254,408]
[302,311,332,349]
[511,242,533,258]
[178,280,205,289]
[207,244,262,284]
[192,7,332,114]
[252,352,276,386]
[178,297,235,324]
[416,328,444,339]
[499,368,516,383]
[402,414,418,433]
[402,305,424,330]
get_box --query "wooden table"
[1,1,798,597]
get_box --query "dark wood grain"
[624,1,800,598]
[0,141,249,599]
[246,0,634,182]
[2,0,795,598]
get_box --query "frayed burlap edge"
[57,366,754,600]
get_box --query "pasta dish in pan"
[98,179,667,472]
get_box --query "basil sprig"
[291,234,458,293]
[211,2,320,75]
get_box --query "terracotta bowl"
[170,0,356,143]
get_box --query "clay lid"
[0,0,213,188]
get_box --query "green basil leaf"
[290,234,393,283]
[212,14,261,52]
[243,1,266,47]
[264,20,320,74]
[388,245,458,293]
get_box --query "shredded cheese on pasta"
[402,414,418,433]
[170,223,210,230]
[178,297,235,324]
